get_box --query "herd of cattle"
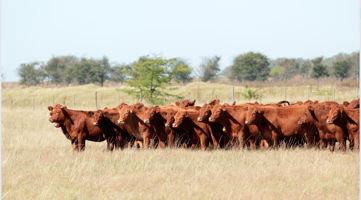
[47,98,360,152]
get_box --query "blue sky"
[1,0,359,82]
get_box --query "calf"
[48,104,111,151]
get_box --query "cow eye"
[252,113,255,116]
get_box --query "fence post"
[232,87,235,102]
[118,94,120,105]
[308,88,310,100]
[164,93,166,106]
[284,89,286,100]
[333,88,335,101]
[53,96,54,107]
[73,95,75,108]
[357,88,358,99]
[259,90,261,104]
[95,92,97,109]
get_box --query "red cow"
[175,99,196,107]
[92,108,136,149]
[48,104,113,151]
[298,105,347,151]
[326,105,359,151]
[117,103,157,148]
[245,105,319,149]
[172,110,213,150]
[209,104,261,149]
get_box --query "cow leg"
[199,136,209,150]
[238,135,246,149]
[77,135,85,151]
[168,133,175,148]
[272,132,278,150]
[354,133,359,151]
[72,139,78,152]
[158,138,166,148]
[248,139,256,150]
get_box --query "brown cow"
[326,105,360,151]
[298,105,347,151]
[117,103,157,148]
[48,104,113,151]
[209,104,261,149]
[172,110,213,150]
[245,105,319,149]
[92,108,136,149]
[175,99,196,107]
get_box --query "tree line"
[17,51,359,87]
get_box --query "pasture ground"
[1,107,359,200]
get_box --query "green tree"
[17,62,46,86]
[199,56,221,82]
[109,63,128,83]
[311,57,329,79]
[300,60,312,79]
[93,56,111,86]
[118,55,191,105]
[44,55,78,84]
[72,58,98,85]
[276,58,299,80]
[230,52,270,82]
[333,59,351,81]
[269,66,284,80]
[172,58,193,83]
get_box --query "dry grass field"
[1,83,360,199]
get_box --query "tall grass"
[1,106,359,199]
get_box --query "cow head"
[208,99,220,106]
[143,106,161,124]
[172,111,189,128]
[49,104,67,124]
[326,105,343,124]
[298,106,316,125]
[92,110,105,126]
[162,110,177,128]
[209,104,226,123]
[244,106,262,125]
[198,104,212,122]
[117,105,131,125]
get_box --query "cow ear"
[175,102,180,106]
[232,101,236,106]
[61,106,67,110]
[48,106,53,111]
[254,102,259,105]
[343,101,349,107]
[88,111,94,117]
[308,106,314,112]
[242,107,248,111]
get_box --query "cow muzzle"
[197,117,202,122]
[172,124,178,128]
[118,120,125,124]
[209,117,214,122]
[165,124,170,128]
[245,121,250,125]
[144,119,149,124]
[297,121,303,125]
[326,120,332,124]
[93,122,98,126]
[54,123,60,128]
